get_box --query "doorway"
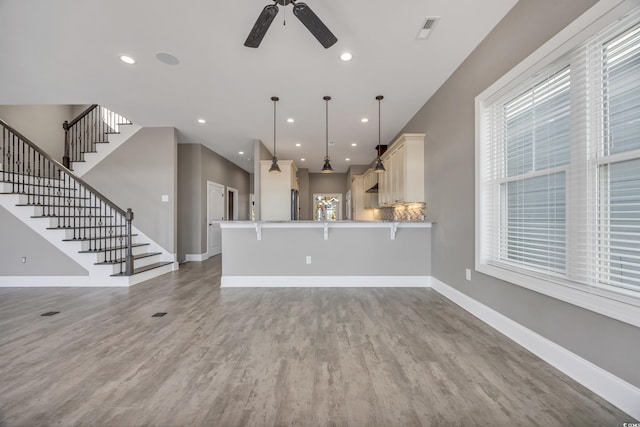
[207,181,225,257]
[227,187,239,221]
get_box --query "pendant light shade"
[373,95,386,173]
[321,96,334,174]
[269,96,281,174]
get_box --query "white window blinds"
[477,6,640,312]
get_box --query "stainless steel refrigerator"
[291,189,300,220]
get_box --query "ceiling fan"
[244,0,337,49]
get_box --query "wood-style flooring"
[0,256,633,426]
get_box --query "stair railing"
[62,105,131,169]
[1,118,135,275]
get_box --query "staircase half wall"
[0,205,88,278]
[81,127,178,259]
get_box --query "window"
[476,2,640,326]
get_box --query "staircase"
[63,105,141,176]
[0,115,175,287]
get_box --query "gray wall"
[222,226,430,276]
[0,105,79,162]
[83,127,178,255]
[298,168,310,220]
[400,0,640,387]
[0,206,87,276]
[178,144,203,262]
[308,173,348,220]
[177,143,251,261]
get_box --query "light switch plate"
[161,195,169,202]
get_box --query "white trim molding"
[430,277,640,420]
[221,275,431,288]
[185,253,209,262]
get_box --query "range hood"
[365,183,379,193]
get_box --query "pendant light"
[321,96,334,173]
[269,96,281,173]
[373,95,386,173]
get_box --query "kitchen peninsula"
[220,220,431,287]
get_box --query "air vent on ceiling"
[416,17,439,40]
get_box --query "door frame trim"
[227,186,239,221]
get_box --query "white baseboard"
[185,253,209,262]
[221,275,431,287]
[0,275,129,287]
[430,277,640,420]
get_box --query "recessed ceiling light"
[361,118,368,123]
[295,143,301,147]
[197,118,206,124]
[120,55,136,64]
[239,151,244,155]
[340,52,353,62]
[301,158,306,161]
[345,158,351,161]
[351,143,357,147]
[287,118,295,123]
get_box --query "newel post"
[125,208,134,276]
[62,120,70,169]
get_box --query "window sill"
[476,262,640,328]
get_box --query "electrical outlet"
[465,268,471,281]
[306,256,311,264]
[21,257,27,264]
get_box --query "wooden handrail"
[64,104,98,130]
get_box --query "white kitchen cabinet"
[362,169,378,209]
[351,175,375,220]
[260,160,297,221]
[378,133,424,206]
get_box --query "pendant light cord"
[273,98,277,157]
[376,95,384,158]
[325,98,329,158]
[378,98,381,157]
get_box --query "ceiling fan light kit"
[244,0,337,49]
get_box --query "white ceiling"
[0,0,517,173]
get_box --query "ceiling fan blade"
[292,2,337,49]
[244,4,279,48]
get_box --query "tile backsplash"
[372,202,426,221]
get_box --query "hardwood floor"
[0,256,632,426]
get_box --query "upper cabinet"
[362,169,378,209]
[378,133,425,206]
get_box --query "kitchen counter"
[220,220,430,240]
[220,220,432,287]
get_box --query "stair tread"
[0,172,63,181]
[0,183,76,191]
[32,214,114,218]
[95,252,161,265]
[2,192,80,198]
[62,234,138,242]
[13,194,87,199]
[111,261,173,277]
[78,242,149,253]
[47,224,127,230]
[19,204,99,208]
